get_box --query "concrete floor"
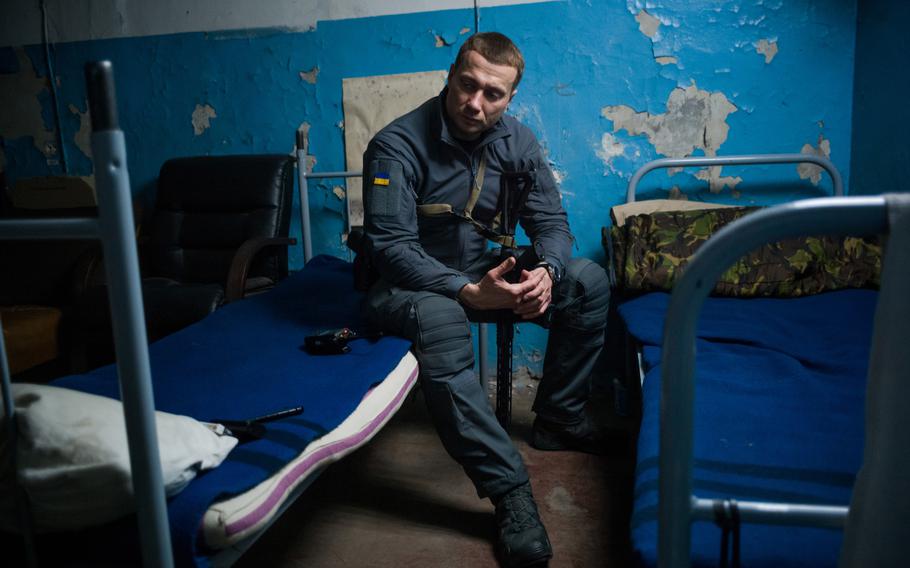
[236,372,637,568]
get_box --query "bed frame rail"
[626,153,844,203]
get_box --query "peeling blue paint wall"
[488,1,855,245]
[0,1,859,373]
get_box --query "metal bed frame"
[657,194,889,567]
[620,154,880,566]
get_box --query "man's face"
[445,50,518,141]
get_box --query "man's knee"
[411,293,474,379]
[567,258,610,303]
[554,258,610,329]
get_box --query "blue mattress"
[53,255,412,567]
[618,289,877,568]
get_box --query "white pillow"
[0,383,237,531]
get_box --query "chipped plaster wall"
[0,48,60,169]
[0,0,858,373]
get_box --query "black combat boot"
[494,482,552,567]
[531,414,607,455]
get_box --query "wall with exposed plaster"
[0,0,862,374]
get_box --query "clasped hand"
[458,256,552,319]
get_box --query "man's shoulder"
[372,96,437,147]
[496,113,540,153]
[502,114,537,140]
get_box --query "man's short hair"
[453,32,525,89]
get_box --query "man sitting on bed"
[360,32,609,567]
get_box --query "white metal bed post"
[293,148,361,264]
[295,131,314,263]
[656,196,888,567]
[85,61,174,568]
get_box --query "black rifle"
[494,171,537,430]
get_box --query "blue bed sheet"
[618,289,877,568]
[54,255,412,567]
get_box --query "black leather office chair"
[73,154,296,370]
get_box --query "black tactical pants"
[365,253,610,499]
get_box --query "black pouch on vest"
[348,227,380,292]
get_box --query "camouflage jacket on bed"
[603,206,882,297]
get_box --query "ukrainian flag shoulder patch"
[373,172,390,186]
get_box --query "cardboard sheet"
[342,70,447,226]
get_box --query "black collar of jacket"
[434,87,511,150]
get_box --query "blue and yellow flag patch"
[373,172,390,186]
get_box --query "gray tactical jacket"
[362,89,573,299]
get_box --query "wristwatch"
[536,261,559,285]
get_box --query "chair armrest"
[224,236,297,303]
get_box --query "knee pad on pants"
[556,258,610,330]
[412,294,474,380]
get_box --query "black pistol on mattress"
[303,327,383,355]
[210,406,305,443]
